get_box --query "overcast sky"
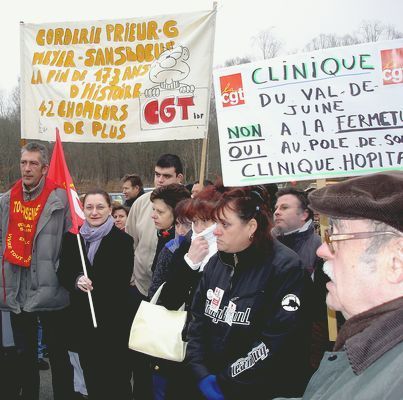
[1,0,402,94]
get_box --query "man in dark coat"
[273,188,330,371]
[273,188,321,276]
[121,174,145,208]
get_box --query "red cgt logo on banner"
[381,48,403,85]
[220,73,245,107]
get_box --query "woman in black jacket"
[186,186,313,400]
[149,184,223,400]
[58,189,134,400]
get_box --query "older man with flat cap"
[275,170,403,400]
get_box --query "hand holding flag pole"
[48,128,97,328]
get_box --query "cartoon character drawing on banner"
[144,45,195,97]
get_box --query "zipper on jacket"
[228,264,235,292]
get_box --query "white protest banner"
[213,39,403,186]
[21,9,216,143]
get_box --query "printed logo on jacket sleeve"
[231,343,270,377]
[281,294,300,311]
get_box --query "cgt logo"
[220,73,245,107]
[381,48,403,85]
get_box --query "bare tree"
[339,34,361,47]
[359,20,403,42]
[304,19,402,52]
[304,33,335,51]
[384,24,403,40]
[359,20,385,42]
[252,28,282,60]
[304,33,360,52]
[224,56,252,67]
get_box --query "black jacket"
[57,226,133,349]
[124,189,145,208]
[158,232,199,311]
[276,222,322,275]
[186,239,313,399]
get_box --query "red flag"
[48,128,84,234]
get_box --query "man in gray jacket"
[276,171,403,400]
[0,142,74,400]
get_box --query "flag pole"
[76,235,98,328]
[48,128,97,328]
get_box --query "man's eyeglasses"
[324,229,399,254]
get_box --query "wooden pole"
[198,137,208,186]
[316,179,337,342]
[197,1,217,188]
[77,234,97,328]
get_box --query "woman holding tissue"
[58,189,133,400]
[157,184,224,309]
[186,186,313,400]
[149,184,224,400]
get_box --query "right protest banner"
[213,39,403,186]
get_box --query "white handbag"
[128,283,188,362]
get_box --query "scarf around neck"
[79,215,114,264]
[4,178,56,267]
[334,296,403,375]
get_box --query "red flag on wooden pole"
[48,129,97,327]
[48,128,84,234]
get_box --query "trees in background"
[0,19,401,192]
[304,20,403,51]
[252,28,282,60]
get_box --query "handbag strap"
[151,282,186,311]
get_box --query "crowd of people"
[0,142,402,399]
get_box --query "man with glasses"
[125,153,184,399]
[275,170,403,400]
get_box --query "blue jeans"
[37,318,47,359]
[152,371,168,400]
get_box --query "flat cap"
[308,171,403,232]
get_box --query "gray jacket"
[0,187,71,313]
[276,342,403,400]
[275,297,403,400]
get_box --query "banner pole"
[198,136,208,185]
[197,1,217,187]
[316,178,337,341]
[76,234,98,328]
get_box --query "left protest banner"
[20,9,216,143]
